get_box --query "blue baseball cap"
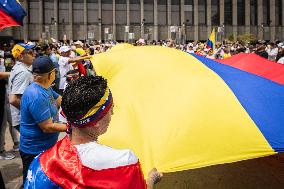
[32,56,55,74]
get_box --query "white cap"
[71,45,76,50]
[138,38,145,44]
[278,42,283,47]
[59,46,71,53]
[74,40,84,47]
[188,43,193,47]
[26,41,35,46]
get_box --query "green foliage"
[237,33,256,43]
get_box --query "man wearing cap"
[25,75,162,189]
[186,43,195,54]
[58,46,92,94]
[8,43,35,135]
[42,44,60,93]
[74,40,86,56]
[19,56,67,186]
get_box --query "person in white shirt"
[277,55,284,64]
[58,46,92,94]
[266,42,278,61]
[186,43,195,54]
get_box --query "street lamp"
[98,18,101,25]
[221,23,225,44]
[182,22,186,44]
[51,17,57,40]
[62,19,67,42]
[141,18,145,39]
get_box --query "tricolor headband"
[67,88,113,128]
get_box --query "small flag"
[206,28,215,51]
[0,0,27,30]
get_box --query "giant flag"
[27,45,284,188]
[91,45,284,174]
[217,53,284,85]
[0,0,27,30]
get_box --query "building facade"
[0,0,284,42]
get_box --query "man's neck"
[70,130,98,146]
[35,81,50,89]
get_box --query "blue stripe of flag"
[206,40,214,49]
[24,155,62,189]
[192,54,284,152]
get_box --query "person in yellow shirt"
[74,41,87,56]
[223,48,232,59]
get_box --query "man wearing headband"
[25,76,162,189]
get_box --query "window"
[224,0,232,25]
[211,0,219,25]
[29,0,39,24]
[263,0,270,26]
[275,0,282,26]
[44,0,54,24]
[198,0,206,25]
[144,0,154,25]
[130,0,140,25]
[250,0,257,25]
[59,0,69,24]
[102,0,113,25]
[237,0,245,25]
[87,0,99,24]
[184,0,193,25]
[73,0,84,24]
[171,0,180,25]
[116,0,127,25]
[158,0,167,25]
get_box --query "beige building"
[0,0,283,42]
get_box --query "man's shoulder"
[10,62,31,76]
[59,56,69,61]
[23,83,44,99]
[58,57,70,65]
[75,142,138,170]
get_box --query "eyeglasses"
[50,69,58,74]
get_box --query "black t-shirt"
[256,51,269,59]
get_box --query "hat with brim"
[74,40,84,47]
[59,46,71,53]
[32,56,55,74]
[12,43,35,59]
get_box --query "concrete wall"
[2,0,284,42]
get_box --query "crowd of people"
[0,38,284,188]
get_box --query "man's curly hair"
[61,75,108,121]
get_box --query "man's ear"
[17,54,24,61]
[48,73,51,80]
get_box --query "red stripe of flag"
[0,8,20,30]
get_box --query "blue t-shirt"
[20,82,60,154]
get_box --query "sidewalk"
[0,128,22,189]
[0,128,65,189]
